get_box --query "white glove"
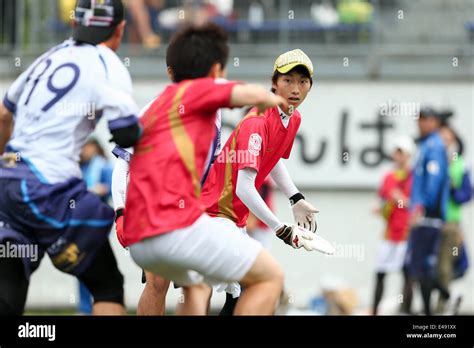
[275,224,316,251]
[292,199,319,232]
[275,224,335,254]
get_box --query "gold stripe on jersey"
[216,110,264,221]
[168,81,201,198]
[142,97,165,133]
[216,131,239,222]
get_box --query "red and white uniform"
[202,106,301,227]
[201,106,300,297]
[378,170,413,242]
[123,78,238,246]
[375,169,413,273]
[124,78,263,287]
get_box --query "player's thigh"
[238,248,284,288]
[11,177,115,277]
[178,215,263,284]
[132,246,205,287]
[130,214,263,285]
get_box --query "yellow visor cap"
[273,49,314,77]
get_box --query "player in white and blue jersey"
[0,0,139,315]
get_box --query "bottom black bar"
[0,315,472,346]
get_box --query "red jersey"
[202,107,301,227]
[379,169,413,242]
[123,78,238,245]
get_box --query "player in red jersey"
[123,24,289,315]
[200,49,323,314]
[372,136,414,315]
[203,49,318,236]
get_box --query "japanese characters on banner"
[221,81,473,189]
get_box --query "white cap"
[392,136,416,156]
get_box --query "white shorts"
[211,217,249,298]
[375,240,407,273]
[129,214,262,287]
[249,227,273,250]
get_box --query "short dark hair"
[166,23,229,83]
[271,65,313,93]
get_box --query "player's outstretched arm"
[230,84,288,113]
[236,168,283,232]
[270,160,319,232]
[0,102,13,154]
[270,160,299,198]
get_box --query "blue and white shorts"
[0,159,114,279]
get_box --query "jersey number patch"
[25,58,81,112]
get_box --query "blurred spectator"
[208,0,234,18]
[248,1,265,28]
[125,0,164,49]
[80,138,113,203]
[372,136,414,315]
[58,0,76,25]
[58,0,165,49]
[435,123,472,314]
[246,177,275,250]
[404,107,449,315]
[309,276,358,315]
[159,0,234,29]
[196,0,235,25]
[77,138,114,315]
[311,1,339,26]
[337,0,373,24]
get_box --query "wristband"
[289,192,305,206]
[275,225,293,245]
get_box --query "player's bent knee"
[273,264,285,286]
[267,264,285,294]
[81,266,125,305]
[240,249,284,287]
[148,274,170,293]
[78,242,125,305]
